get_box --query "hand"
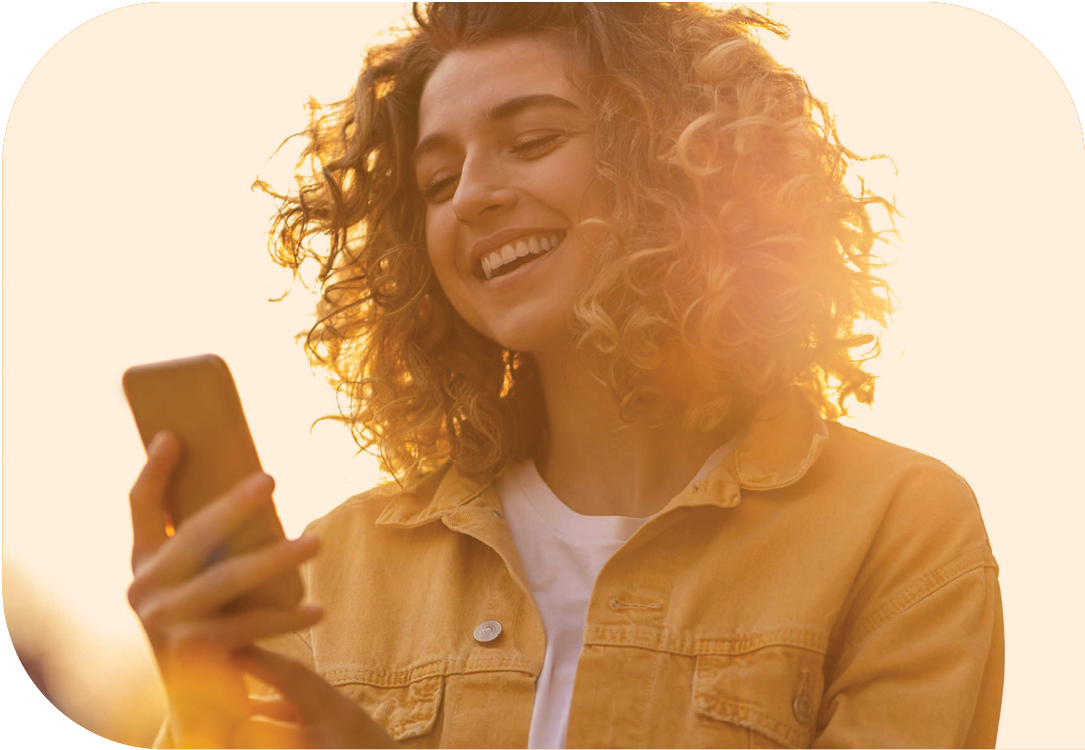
[126,431,323,747]
[231,646,401,749]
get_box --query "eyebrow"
[413,93,582,166]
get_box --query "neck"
[531,341,735,517]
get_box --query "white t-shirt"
[495,441,737,749]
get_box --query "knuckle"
[212,562,245,596]
[127,569,160,610]
[126,579,145,609]
[168,622,210,653]
[138,598,170,632]
[128,483,144,506]
[130,546,155,577]
[241,473,274,501]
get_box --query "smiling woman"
[128,3,1004,748]
[417,39,606,365]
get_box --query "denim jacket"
[169,386,1004,748]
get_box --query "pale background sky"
[3,2,1083,748]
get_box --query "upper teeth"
[482,233,563,279]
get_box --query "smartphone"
[122,354,303,612]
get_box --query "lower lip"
[481,241,562,289]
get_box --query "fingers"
[129,431,181,571]
[134,471,277,591]
[233,647,401,749]
[169,472,276,574]
[163,605,324,653]
[167,535,320,618]
[248,695,300,723]
[232,646,338,722]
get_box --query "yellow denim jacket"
[159,386,1004,748]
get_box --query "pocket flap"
[693,647,824,748]
[337,674,444,742]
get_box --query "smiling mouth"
[480,231,566,280]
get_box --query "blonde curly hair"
[257,3,896,484]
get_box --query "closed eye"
[511,133,565,158]
[421,133,571,204]
[422,174,458,203]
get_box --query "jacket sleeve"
[812,462,1005,749]
[151,630,316,748]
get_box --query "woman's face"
[415,35,605,357]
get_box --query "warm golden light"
[2,3,1082,748]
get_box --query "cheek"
[424,215,476,320]
[424,214,455,276]
[551,148,602,220]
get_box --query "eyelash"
[421,133,566,203]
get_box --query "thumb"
[232,646,336,723]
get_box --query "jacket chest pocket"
[693,646,825,749]
[334,674,445,748]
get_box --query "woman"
[129,3,1003,747]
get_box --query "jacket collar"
[376,386,828,527]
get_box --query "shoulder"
[813,422,999,621]
[821,420,964,480]
[816,421,989,543]
[300,465,452,549]
[302,483,393,538]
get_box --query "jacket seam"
[831,546,997,674]
[290,628,313,652]
[695,694,811,748]
[378,484,491,527]
[580,627,829,657]
[739,425,828,491]
[322,657,539,687]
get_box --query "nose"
[452,152,516,224]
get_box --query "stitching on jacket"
[736,394,828,491]
[323,656,539,687]
[297,556,315,649]
[289,628,313,652]
[609,598,663,610]
[695,629,829,655]
[383,678,443,739]
[831,546,998,673]
[740,425,829,491]
[377,482,490,527]
[695,692,809,748]
[582,626,829,656]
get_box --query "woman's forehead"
[418,36,584,134]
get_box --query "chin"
[483,315,573,357]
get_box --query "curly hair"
[256,2,897,484]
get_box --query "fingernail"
[148,433,164,454]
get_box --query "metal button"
[792,693,814,724]
[473,620,502,643]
